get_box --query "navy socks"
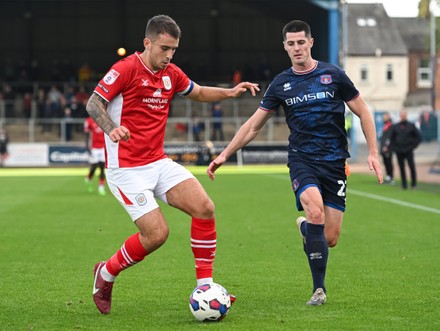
[303,222,328,293]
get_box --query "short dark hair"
[145,15,181,40]
[282,20,311,40]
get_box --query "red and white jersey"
[84,117,105,149]
[93,52,194,168]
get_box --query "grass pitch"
[0,166,439,330]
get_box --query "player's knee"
[326,231,340,247]
[327,237,338,248]
[308,208,324,224]
[194,197,215,219]
[157,222,170,244]
[139,222,169,250]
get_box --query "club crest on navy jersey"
[162,76,172,90]
[320,75,332,85]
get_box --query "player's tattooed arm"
[86,93,117,135]
[86,93,131,142]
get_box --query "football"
[189,283,231,322]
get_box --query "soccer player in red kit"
[86,14,259,314]
[84,116,106,195]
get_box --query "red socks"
[191,217,216,280]
[105,233,148,277]
[104,219,216,282]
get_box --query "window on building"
[366,18,377,27]
[386,64,393,82]
[417,58,432,88]
[360,64,368,82]
[356,17,377,27]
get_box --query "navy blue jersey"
[260,61,359,161]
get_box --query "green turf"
[0,166,439,330]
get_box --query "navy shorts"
[288,158,347,212]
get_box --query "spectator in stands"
[61,107,74,142]
[3,84,15,118]
[47,85,64,118]
[78,63,92,82]
[380,112,394,184]
[67,95,87,132]
[390,110,422,190]
[41,98,53,133]
[75,85,89,104]
[232,68,242,87]
[0,127,9,167]
[64,86,76,105]
[211,102,224,141]
[191,112,204,141]
[419,110,437,142]
[23,92,32,118]
[36,88,46,117]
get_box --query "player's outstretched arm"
[367,153,383,183]
[86,93,130,143]
[230,82,260,97]
[346,96,383,184]
[207,108,272,180]
[207,154,227,181]
[188,82,260,103]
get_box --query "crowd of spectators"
[1,83,89,121]
[0,58,94,120]
[0,58,438,145]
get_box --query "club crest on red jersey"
[103,69,120,85]
[162,76,172,90]
[320,75,332,85]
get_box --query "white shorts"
[106,158,195,221]
[89,148,105,164]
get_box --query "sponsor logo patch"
[309,252,323,260]
[103,69,120,85]
[153,89,162,97]
[97,83,109,93]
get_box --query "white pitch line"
[349,189,440,215]
[263,173,440,215]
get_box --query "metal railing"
[0,116,289,144]
[0,95,289,144]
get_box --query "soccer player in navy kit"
[207,20,383,305]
